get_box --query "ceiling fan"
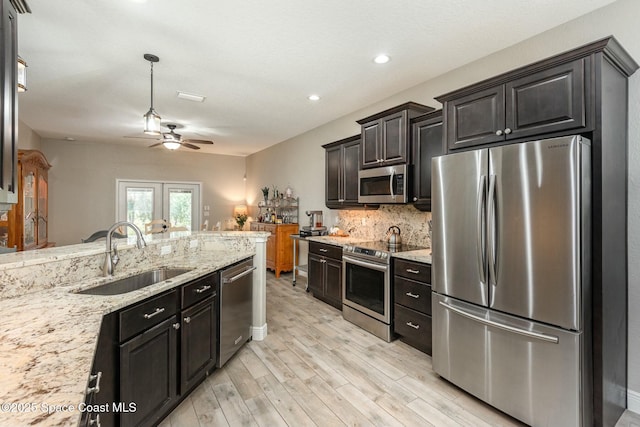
[148,124,214,150]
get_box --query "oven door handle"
[342,255,389,273]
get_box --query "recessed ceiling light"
[308,94,320,101]
[65,137,75,141]
[374,54,390,64]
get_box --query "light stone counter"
[0,231,268,427]
[306,236,432,264]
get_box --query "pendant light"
[143,53,161,135]
[17,56,27,92]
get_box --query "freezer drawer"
[432,294,585,427]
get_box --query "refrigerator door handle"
[438,301,559,344]
[477,175,487,284]
[487,174,497,286]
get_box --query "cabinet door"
[381,111,407,165]
[324,258,343,307]
[181,297,216,395]
[505,59,587,140]
[264,225,276,269]
[308,254,324,295]
[446,85,505,150]
[360,120,380,168]
[342,140,360,204]
[22,169,35,249]
[325,145,342,205]
[412,116,443,209]
[120,316,178,427]
[37,172,48,246]
[0,0,18,206]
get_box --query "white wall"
[246,0,640,410]
[40,140,246,246]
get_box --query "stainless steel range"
[342,241,425,341]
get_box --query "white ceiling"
[17,0,616,156]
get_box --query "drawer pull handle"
[406,292,420,299]
[406,322,420,330]
[195,285,211,294]
[406,268,420,274]
[319,248,328,253]
[143,307,165,319]
[173,322,181,330]
[87,371,102,394]
[184,316,191,324]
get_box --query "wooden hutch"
[0,150,52,251]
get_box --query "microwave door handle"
[389,169,395,200]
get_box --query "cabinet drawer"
[182,272,218,309]
[394,276,431,315]
[394,304,432,354]
[120,290,178,342]
[309,241,342,260]
[394,259,430,283]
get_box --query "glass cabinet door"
[23,171,36,248]
[37,173,48,245]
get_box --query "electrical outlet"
[189,239,198,249]
[160,245,172,255]
[361,217,366,225]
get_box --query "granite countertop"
[306,235,432,264]
[0,248,254,427]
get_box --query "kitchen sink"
[76,267,194,295]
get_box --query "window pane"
[168,190,192,230]
[127,188,154,231]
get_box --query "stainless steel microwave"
[358,164,409,204]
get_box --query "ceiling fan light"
[162,141,181,150]
[143,108,161,135]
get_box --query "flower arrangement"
[235,212,248,229]
[261,186,269,202]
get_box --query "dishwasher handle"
[223,266,257,284]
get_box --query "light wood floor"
[160,273,640,427]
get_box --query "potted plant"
[261,186,269,203]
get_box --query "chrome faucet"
[103,221,147,276]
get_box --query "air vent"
[10,0,31,13]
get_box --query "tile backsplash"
[334,205,432,248]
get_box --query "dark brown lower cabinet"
[393,259,432,355]
[83,270,223,427]
[308,242,342,309]
[120,316,179,427]
[180,296,217,395]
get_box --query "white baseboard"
[251,323,268,341]
[629,389,640,414]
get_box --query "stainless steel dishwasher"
[217,257,255,367]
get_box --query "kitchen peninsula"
[0,230,268,426]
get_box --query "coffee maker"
[301,210,327,236]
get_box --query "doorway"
[116,180,201,232]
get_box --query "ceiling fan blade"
[148,142,163,148]
[181,142,201,150]
[183,139,214,145]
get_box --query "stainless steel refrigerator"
[431,135,592,427]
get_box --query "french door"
[116,180,201,232]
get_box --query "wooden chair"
[145,219,170,234]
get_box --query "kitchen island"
[0,231,268,427]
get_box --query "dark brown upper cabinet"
[323,134,377,209]
[0,0,19,209]
[439,56,589,151]
[411,110,443,211]
[357,102,434,169]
